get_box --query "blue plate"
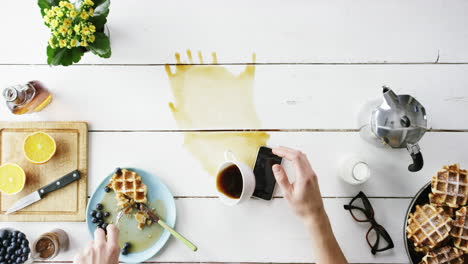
[86,168,176,264]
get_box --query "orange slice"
[0,164,26,195]
[23,132,56,164]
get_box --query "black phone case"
[253,147,282,200]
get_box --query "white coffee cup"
[216,150,256,206]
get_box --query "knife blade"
[5,170,81,215]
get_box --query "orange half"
[23,132,57,164]
[0,164,26,195]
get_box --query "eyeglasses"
[344,191,394,254]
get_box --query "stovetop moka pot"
[358,86,427,172]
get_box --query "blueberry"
[0,256,3,261]
[0,230,9,240]
[4,254,9,260]
[101,223,108,230]
[16,233,24,241]
[21,256,27,262]
[15,257,21,264]
[22,247,29,255]
[6,248,13,254]
[104,186,111,193]
[114,168,122,175]
[104,212,110,217]
[97,219,104,226]
[121,247,129,255]
[95,212,103,219]
[90,210,97,217]
[2,241,8,247]
[96,203,103,210]
[123,242,131,249]
[91,217,98,223]
[10,232,18,239]
[20,240,27,247]
[0,248,5,256]
[9,243,16,250]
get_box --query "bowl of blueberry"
[0,229,31,264]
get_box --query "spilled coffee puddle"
[165,51,269,175]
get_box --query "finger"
[273,147,311,175]
[94,227,106,245]
[272,164,293,196]
[106,224,119,246]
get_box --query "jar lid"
[3,87,19,102]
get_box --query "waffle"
[135,211,152,230]
[108,169,148,209]
[430,164,468,208]
[407,204,453,250]
[451,206,468,252]
[419,246,465,264]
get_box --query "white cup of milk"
[338,155,371,185]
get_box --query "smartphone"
[253,146,282,200]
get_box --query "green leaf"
[87,32,111,58]
[47,45,85,66]
[89,0,110,32]
[38,0,60,16]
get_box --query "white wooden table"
[1,0,468,263]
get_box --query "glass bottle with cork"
[3,81,53,115]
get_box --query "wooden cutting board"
[0,122,88,222]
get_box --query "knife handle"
[39,170,81,198]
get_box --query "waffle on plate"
[419,246,465,264]
[430,164,468,208]
[406,164,468,263]
[108,168,151,229]
[406,204,453,250]
[451,206,468,253]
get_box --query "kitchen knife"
[5,170,81,215]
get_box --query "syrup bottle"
[3,81,53,115]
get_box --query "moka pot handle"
[407,144,424,172]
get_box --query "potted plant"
[38,0,111,66]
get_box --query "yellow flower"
[81,26,90,35]
[70,39,77,47]
[48,38,55,46]
[47,9,55,17]
[43,15,50,24]
[58,39,67,48]
[73,24,80,33]
[59,26,68,35]
[53,31,59,36]
[66,3,74,9]
[59,1,67,7]
[88,34,95,43]
[88,8,94,17]
[56,11,64,17]
[53,6,60,12]
[69,10,77,18]
[50,19,59,28]
[67,29,73,35]
[80,41,88,47]
[89,24,96,33]
[63,18,72,27]
[84,0,94,6]
[80,12,89,20]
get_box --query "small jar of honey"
[32,229,69,260]
[3,80,53,115]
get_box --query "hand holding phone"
[253,146,282,200]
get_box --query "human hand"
[73,225,120,264]
[272,146,325,222]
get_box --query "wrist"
[302,208,328,228]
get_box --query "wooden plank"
[1,0,468,64]
[0,198,413,263]
[0,122,88,221]
[0,65,467,130]
[88,131,468,198]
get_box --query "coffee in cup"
[216,150,256,206]
[216,164,243,199]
